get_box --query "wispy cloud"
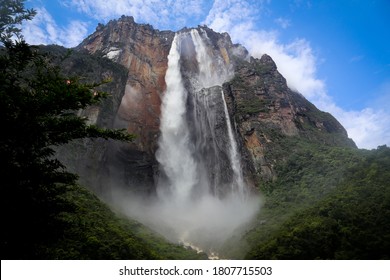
[274,17,291,29]
[205,0,389,149]
[61,0,207,30]
[332,106,390,149]
[22,7,89,47]
[203,0,259,32]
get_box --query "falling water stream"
[155,33,197,203]
[221,89,246,195]
[190,29,246,196]
[122,29,260,257]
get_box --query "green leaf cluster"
[0,0,36,43]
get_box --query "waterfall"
[221,89,246,196]
[122,28,260,255]
[190,28,245,197]
[155,33,198,202]
[157,29,240,201]
[190,29,223,88]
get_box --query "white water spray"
[155,33,198,202]
[190,29,224,88]
[120,29,260,256]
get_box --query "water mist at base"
[115,29,261,257]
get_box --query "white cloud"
[62,0,207,30]
[275,17,291,29]
[334,108,390,149]
[204,0,258,32]
[346,82,390,148]
[204,0,390,149]
[22,7,89,47]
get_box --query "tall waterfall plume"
[122,29,260,255]
[155,33,198,203]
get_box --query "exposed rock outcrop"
[223,55,356,181]
[78,16,175,154]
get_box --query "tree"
[0,1,134,258]
[0,0,36,44]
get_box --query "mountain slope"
[223,54,356,183]
[45,184,206,260]
[246,146,390,259]
[40,17,388,260]
[1,182,205,260]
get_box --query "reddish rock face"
[78,16,175,154]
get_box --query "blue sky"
[22,0,390,149]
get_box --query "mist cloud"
[111,190,261,254]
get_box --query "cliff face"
[223,55,356,181]
[69,16,355,195]
[44,45,130,194]
[78,16,175,153]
